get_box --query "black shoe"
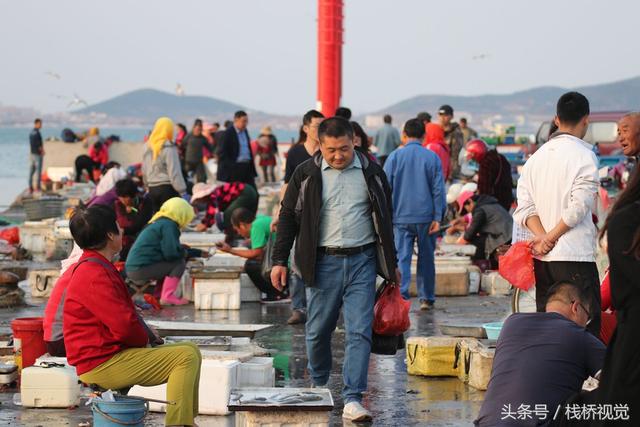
[287,310,307,325]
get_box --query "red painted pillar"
[317,0,343,117]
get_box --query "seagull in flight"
[68,93,88,108]
[45,71,61,80]
[175,83,185,96]
[472,53,491,61]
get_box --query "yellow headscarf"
[88,127,100,136]
[149,197,194,229]
[147,117,174,160]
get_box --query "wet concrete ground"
[0,275,512,426]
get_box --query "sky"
[1,0,639,116]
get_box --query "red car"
[534,111,628,156]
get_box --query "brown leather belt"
[318,242,375,256]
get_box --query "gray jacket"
[142,141,187,194]
[463,195,513,257]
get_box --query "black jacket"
[216,127,257,182]
[30,128,43,154]
[184,133,213,165]
[272,151,398,286]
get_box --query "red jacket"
[425,140,451,181]
[63,251,148,375]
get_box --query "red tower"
[317,0,343,117]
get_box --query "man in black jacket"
[29,118,44,193]
[184,119,213,183]
[216,111,257,187]
[271,117,399,423]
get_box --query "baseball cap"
[438,105,454,116]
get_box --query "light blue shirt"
[236,127,251,162]
[373,124,401,156]
[318,154,375,247]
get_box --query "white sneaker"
[342,401,372,422]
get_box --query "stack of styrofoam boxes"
[193,271,242,310]
[129,355,275,416]
[130,359,241,415]
[20,220,55,255]
[409,254,482,297]
[481,271,512,296]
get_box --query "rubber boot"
[159,276,189,306]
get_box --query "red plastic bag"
[498,242,535,291]
[0,227,19,245]
[373,284,411,335]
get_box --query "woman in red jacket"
[63,205,201,426]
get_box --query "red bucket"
[11,317,47,370]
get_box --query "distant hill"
[376,76,640,131]
[75,88,249,120]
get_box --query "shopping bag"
[261,233,276,282]
[373,282,411,336]
[498,241,535,291]
[0,227,19,245]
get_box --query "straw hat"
[190,182,216,203]
[260,126,273,135]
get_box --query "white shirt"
[512,134,599,262]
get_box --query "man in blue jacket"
[384,118,446,310]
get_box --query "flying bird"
[68,93,88,108]
[175,83,185,96]
[45,71,61,80]
[49,93,68,100]
[472,53,491,61]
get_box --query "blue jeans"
[394,223,436,303]
[289,272,307,312]
[305,247,377,403]
[29,154,43,191]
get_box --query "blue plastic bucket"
[483,322,504,340]
[92,396,148,427]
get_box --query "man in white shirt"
[513,92,601,336]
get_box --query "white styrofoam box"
[129,359,240,415]
[435,256,472,267]
[194,276,241,310]
[29,269,61,298]
[438,244,477,256]
[53,220,72,239]
[201,350,254,362]
[481,271,512,296]
[235,410,330,427]
[240,273,262,302]
[20,220,55,254]
[44,235,73,261]
[21,363,81,407]
[180,232,226,249]
[468,265,482,294]
[0,370,18,384]
[237,357,275,388]
[46,167,74,183]
[204,254,247,269]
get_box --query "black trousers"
[148,184,180,214]
[75,155,98,183]
[244,259,284,299]
[228,162,256,188]
[186,161,207,183]
[533,259,601,336]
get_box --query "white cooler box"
[193,271,242,310]
[238,357,275,388]
[21,361,81,408]
[130,359,240,415]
